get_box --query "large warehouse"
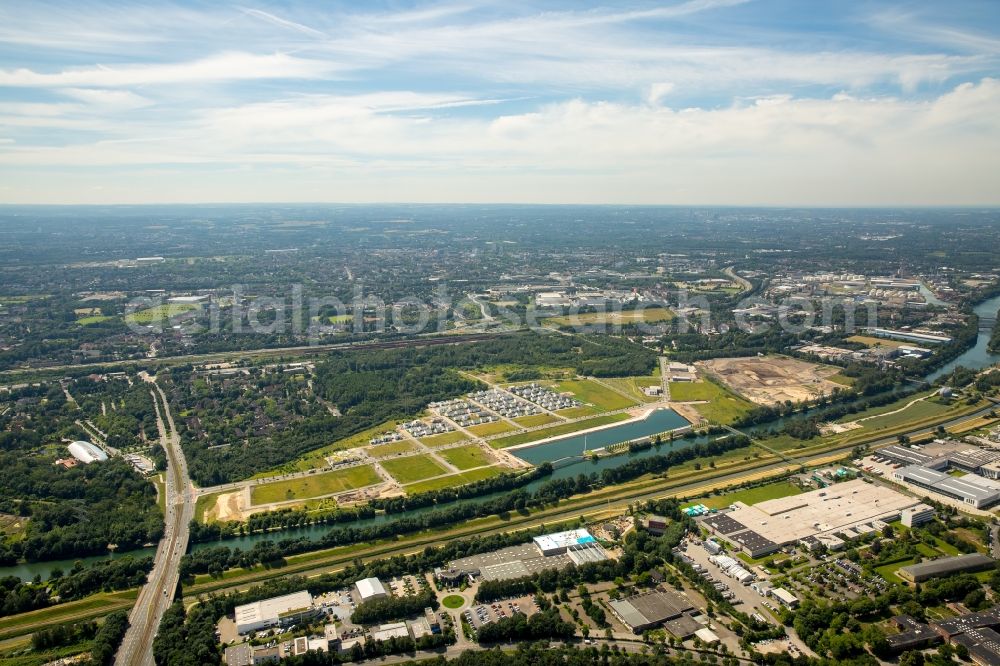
[234,591,315,634]
[701,479,919,558]
[898,554,996,583]
[354,577,388,602]
[532,529,597,556]
[67,440,108,464]
[607,590,695,634]
[892,466,1000,510]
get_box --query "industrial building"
[445,531,609,582]
[868,327,953,344]
[607,590,695,633]
[532,529,597,556]
[950,627,1000,666]
[234,591,315,634]
[769,588,800,609]
[67,440,108,464]
[355,577,388,602]
[886,615,942,653]
[701,479,919,558]
[897,554,996,583]
[901,504,935,527]
[892,466,1000,509]
[884,606,1000,661]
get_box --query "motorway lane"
[115,378,194,666]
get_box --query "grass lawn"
[670,379,755,424]
[466,420,516,437]
[442,595,465,609]
[76,315,112,325]
[491,413,631,449]
[194,491,220,523]
[382,455,449,484]
[698,481,803,510]
[368,440,418,457]
[856,398,950,431]
[420,431,467,448]
[875,559,914,584]
[404,466,504,494]
[125,303,198,324]
[555,379,637,411]
[557,405,602,418]
[251,465,381,505]
[514,413,559,428]
[828,373,854,386]
[602,373,663,403]
[933,538,960,556]
[439,444,493,470]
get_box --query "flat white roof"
[67,440,107,464]
[533,529,595,551]
[355,577,386,599]
[234,591,312,627]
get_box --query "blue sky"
[0,0,998,205]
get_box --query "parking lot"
[677,539,775,621]
[462,595,538,631]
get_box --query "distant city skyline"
[1,0,998,205]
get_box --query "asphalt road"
[115,378,195,666]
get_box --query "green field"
[368,440,418,457]
[439,444,493,470]
[513,413,560,428]
[420,431,467,448]
[251,465,381,505]
[699,481,803,510]
[556,405,602,418]
[76,315,112,326]
[491,413,631,449]
[875,558,915,584]
[405,466,504,494]
[442,595,465,608]
[554,379,637,411]
[125,303,198,324]
[382,455,449,484]
[546,306,674,327]
[467,420,516,437]
[670,379,755,424]
[602,374,663,403]
[855,398,950,431]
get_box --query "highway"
[115,377,195,666]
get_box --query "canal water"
[9,295,1000,581]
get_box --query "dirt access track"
[697,355,843,406]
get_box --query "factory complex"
[437,529,610,584]
[701,479,922,558]
[873,441,1000,509]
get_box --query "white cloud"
[0,52,340,88]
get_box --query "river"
[928,292,1000,382]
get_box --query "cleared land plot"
[514,413,560,428]
[466,420,516,437]
[555,379,637,411]
[669,380,755,424]
[368,440,418,457]
[405,466,504,494]
[846,335,906,349]
[557,405,602,418]
[439,444,494,470]
[76,315,112,325]
[699,481,803,510]
[251,465,380,505]
[125,303,198,324]
[491,413,631,449]
[420,431,467,448]
[546,307,674,327]
[697,355,844,406]
[382,455,449,484]
[603,375,663,403]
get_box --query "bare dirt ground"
[209,491,247,522]
[697,355,843,406]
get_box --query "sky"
[0,0,999,206]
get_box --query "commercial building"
[886,615,942,653]
[898,554,996,584]
[532,529,597,556]
[607,590,695,633]
[370,622,410,642]
[892,466,1000,510]
[901,504,936,527]
[234,591,315,634]
[868,328,952,344]
[769,588,800,609]
[950,627,1000,666]
[67,440,108,464]
[355,577,388,602]
[701,479,919,558]
[224,642,253,666]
